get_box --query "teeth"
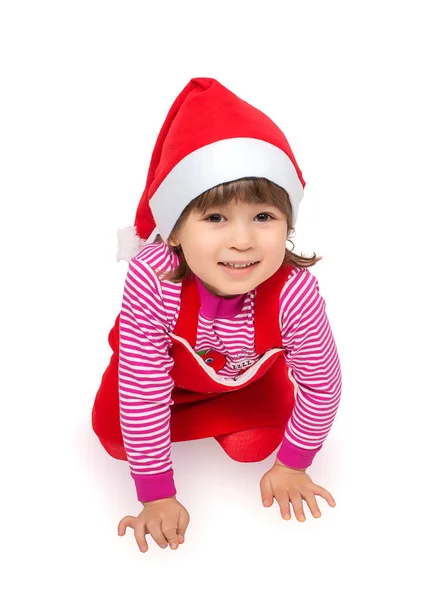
[223,262,256,268]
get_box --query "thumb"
[177,509,190,542]
[260,475,274,507]
[118,515,134,535]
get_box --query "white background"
[1,1,431,598]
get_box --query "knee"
[215,426,285,462]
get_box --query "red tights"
[98,426,285,463]
[214,425,285,462]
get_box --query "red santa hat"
[116,77,306,262]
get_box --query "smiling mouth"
[218,261,260,272]
[218,261,260,269]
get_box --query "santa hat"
[117,77,306,262]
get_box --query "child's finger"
[274,490,292,520]
[302,490,321,518]
[311,485,337,507]
[147,519,170,549]
[288,491,306,522]
[177,508,190,541]
[260,476,274,507]
[162,523,180,549]
[117,515,135,535]
[134,521,149,553]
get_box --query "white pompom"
[116,226,146,262]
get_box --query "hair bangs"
[191,177,291,219]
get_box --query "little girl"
[92,77,342,553]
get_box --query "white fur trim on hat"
[149,137,304,242]
[116,226,146,262]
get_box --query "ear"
[167,234,179,247]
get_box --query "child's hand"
[259,459,336,521]
[117,497,190,553]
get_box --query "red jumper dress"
[92,262,296,461]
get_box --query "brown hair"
[154,176,322,283]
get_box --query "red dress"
[92,263,296,461]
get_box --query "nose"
[228,221,254,249]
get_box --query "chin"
[220,283,256,296]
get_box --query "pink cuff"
[131,468,177,503]
[276,438,322,469]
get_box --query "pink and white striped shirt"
[119,242,342,502]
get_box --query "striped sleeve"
[119,256,177,503]
[276,268,342,469]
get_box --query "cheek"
[181,241,208,270]
[262,233,286,253]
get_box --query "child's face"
[168,200,288,297]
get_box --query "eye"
[255,213,274,222]
[204,214,225,223]
[204,212,274,223]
